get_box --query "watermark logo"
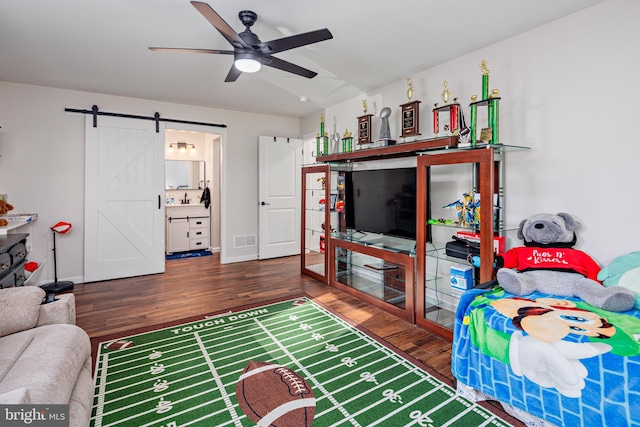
[1,405,68,426]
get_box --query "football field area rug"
[91,297,515,427]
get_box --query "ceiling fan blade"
[225,65,242,82]
[149,47,234,55]
[261,29,333,54]
[190,1,249,49]
[263,56,317,79]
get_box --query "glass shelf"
[417,142,530,156]
[302,165,331,284]
[332,230,416,256]
[335,248,406,309]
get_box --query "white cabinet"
[165,205,210,254]
[166,218,190,254]
[188,217,210,250]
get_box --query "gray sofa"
[0,286,93,427]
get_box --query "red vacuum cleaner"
[41,221,74,302]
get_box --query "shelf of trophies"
[317,136,460,163]
[330,233,415,323]
[302,59,532,340]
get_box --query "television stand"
[330,232,415,323]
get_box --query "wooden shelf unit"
[415,147,497,341]
[300,164,332,284]
[317,136,458,163]
[330,237,415,323]
[303,137,520,341]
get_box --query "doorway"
[165,127,222,257]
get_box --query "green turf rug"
[91,297,515,426]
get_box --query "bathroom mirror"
[165,160,206,190]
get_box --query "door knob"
[260,201,270,206]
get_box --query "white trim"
[221,254,259,264]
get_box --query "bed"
[452,285,640,427]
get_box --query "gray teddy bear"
[473,212,635,312]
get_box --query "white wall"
[0,82,299,283]
[303,0,640,266]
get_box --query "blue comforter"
[452,287,640,427]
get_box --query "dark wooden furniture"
[300,165,331,284]
[306,137,524,341]
[330,235,415,323]
[317,136,457,163]
[415,148,497,341]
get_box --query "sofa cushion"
[0,324,91,404]
[0,286,45,336]
[0,387,31,404]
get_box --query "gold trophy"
[441,81,451,104]
[400,76,421,140]
[406,77,414,101]
[357,98,373,145]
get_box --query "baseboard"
[220,254,258,264]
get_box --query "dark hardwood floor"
[73,253,454,382]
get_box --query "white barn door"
[84,115,166,282]
[258,136,302,259]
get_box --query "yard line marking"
[253,317,361,427]
[340,376,442,427]
[315,358,410,406]
[439,402,477,427]
[133,390,243,427]
[194,331,243,427]
[101,369,217,408]
[314,366,416,418]
[316,350,395,387]
[305,344,376,372]
[91,353,109,427]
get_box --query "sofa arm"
[36,293,76,326]
[0,286,46,337]
[0,388,31,404]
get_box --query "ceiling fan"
[149,1,333,82]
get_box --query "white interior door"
[258,136,303,260]
[84,115,165,282]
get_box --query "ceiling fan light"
[234,54,261,73]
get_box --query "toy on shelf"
[0,199,14,226]
[443,192,480,228]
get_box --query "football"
[236,360,315,427]
[104,339,134,350]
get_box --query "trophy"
[480,60,490,100]
[378,107,395,146]
[469,60,501,145]
[317,114,329,155]
[400,77,421,140]
[357,99,373,145]
[341,129,354,152]
[441,81,451,104]
[432,80,460,136]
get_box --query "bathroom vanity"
[165,204,210,255]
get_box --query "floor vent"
[234,235,257,248]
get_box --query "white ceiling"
[0,0,603,118]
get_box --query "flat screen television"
[344,167,417,239]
